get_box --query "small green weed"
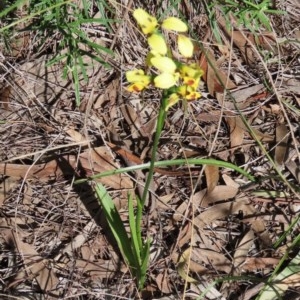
[0,0,117,106]
[27,0,116,106]
[204,0,285,42]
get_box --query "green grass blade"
[0,0,72,33]
[0,0,25,18]
[75,157,256,185]
[128,193,141,265]
[95,183,136,267]
[139,239,150,289]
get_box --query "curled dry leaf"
[204,165,219,193]
[275,124,289,167]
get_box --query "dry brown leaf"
[230,84,265,105]
[79,147,133,189]
[66,128,86,143]
[156,270,173,294]
[275,124,289,167]
[216,94,273,143]
[202,185,239,206]
[243,257,280,271]
[93,78,118,110]
[174,185,238,221]
[192,248,232,274]
[1,225,59,294]
[107,142,196,176]
[199,50,236,96]
[224,114,273,144]
[285,161,300,183]
[157,193,175,209]
[222,174,240,189]
[226,116,245,150]
[0,159,64,179]
[72,259,116,280]
[0,147,133,190]
[0,85,12,112]
[58,220,97,257]
[121,104,145,139]
[194,199,251,228]
[233,230,255,271]
[249,218,272,248]
[205,165,219,193]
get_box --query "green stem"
[135,98,167,250]
[141,98,167,206]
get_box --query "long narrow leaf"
[128,193,141,266]
[95,183,136,267]
[75,158,256,185]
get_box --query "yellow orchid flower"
[185,90,201,100]
[151,56,177,74]
[148,33,168,55]
[133,9,158,35]
[126,69,151,85]
[180,63,203,79]
[126,69,145,82]
[126,69,151,92]
[182,76,200,89]
[154,73,177,89]
[178,35,194,58]
[162,17,188,32]
[178,85,201,100]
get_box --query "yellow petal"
[162,17,188,32]
[127,83,146,92]
[182,76,200,89]
[178,35,194,58]
[126,70,151,88]
[154,73,177,89]
[147,34,168,55]
[165,93,180,111]
[178,85,188,96]
[186,91,201,100]
[133,9,158,34]
[126,69,145,82]
[151,56,177,73]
